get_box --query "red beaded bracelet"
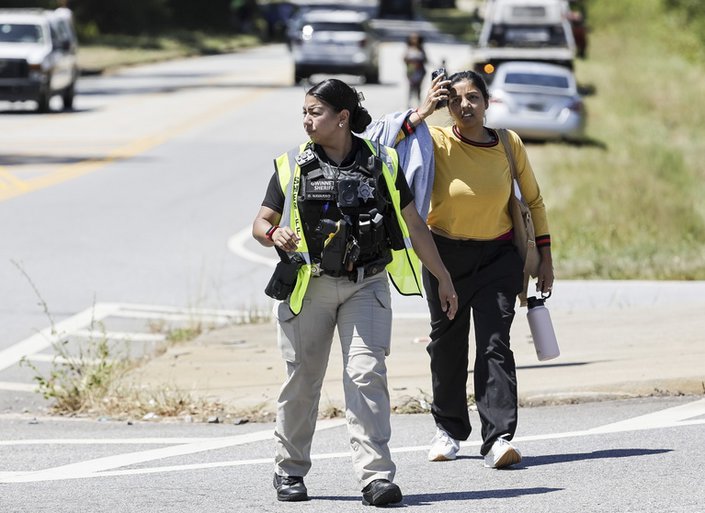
[265,225,279,241]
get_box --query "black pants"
[423,233,524,456]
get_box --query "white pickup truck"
[471,0,576,83]
[0,8,79,112]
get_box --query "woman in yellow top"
[404,70,554,468]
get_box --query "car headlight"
[28,62,46,80]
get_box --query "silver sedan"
[485,61,586,141]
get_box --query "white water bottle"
[527,296,560,361]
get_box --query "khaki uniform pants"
[273,272,394,487]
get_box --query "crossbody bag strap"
[497,128,538,305]
[497,128,519,188]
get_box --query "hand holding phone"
[431,68,446,81]
[430,68,448,109]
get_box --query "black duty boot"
[361,479,403,506]
[273,473,308,502]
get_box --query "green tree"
[168,0,232,31]
[71,0,171,35]
[0,0,54,7]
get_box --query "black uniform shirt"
[261,138,414,264]
[262,137,413,213]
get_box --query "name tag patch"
[302,177,336,201]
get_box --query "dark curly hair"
[306,79,372,133]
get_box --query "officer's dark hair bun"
[307,79,372,133]
[350,105,372,133]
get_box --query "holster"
[264,248,301,300]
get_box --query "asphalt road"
[2,31,704,513]
[1,396,704,512]
[0,37,473,406]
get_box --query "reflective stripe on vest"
[276,143,312,315]
[361,140,422,297]
[274,139,422,315]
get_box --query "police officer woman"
[252,78,458,506]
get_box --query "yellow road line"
[0,167,28,191]
[0,88,269,203]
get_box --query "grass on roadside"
[78,32,261,74]
[13,259,275,422]
[530,0,705,279]
[426,0,705,279]
[415,0,705,279]
[21,322,276,422]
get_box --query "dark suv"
[290,10,380,84]
[0,8,79,112]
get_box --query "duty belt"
[321,259,388,283]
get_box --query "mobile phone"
[431,68,448,109]
[431,68,446,81]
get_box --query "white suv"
[0,8,79,112]
[472,0,576,83]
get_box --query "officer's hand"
[272,226,300,252]
[438,277,458,320]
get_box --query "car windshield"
[508,6,547,18]
[0,23,44,43]
[490,24,568,47]
[308,22,364,32]
[504,72,570,89]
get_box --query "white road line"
[71,330,167,343]
[65,457,276,479]
[589,397,705,434]
[0,304,117,372]
[0,303,257,376]
[0,381,36,392]
[106,303,261,324]
[2,401,704,484]
[0,418,346,483]
[109,310,235,324]
[0,438,218,446]
[21,354,116,365]
[227,227,277,267]
[111,303,250,316]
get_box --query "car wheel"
[36,87,51,113]
[294,65,307,85]
[364,68,380,85]
[62,82,75,110]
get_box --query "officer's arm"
[253,206,281,247]
[253,206,300,252]
[401,203,458,320]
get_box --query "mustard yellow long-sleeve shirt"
[427,125,550,242]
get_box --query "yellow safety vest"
[275,138,422,315]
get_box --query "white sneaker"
[427,428,460,461]
[483,437,522,469]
